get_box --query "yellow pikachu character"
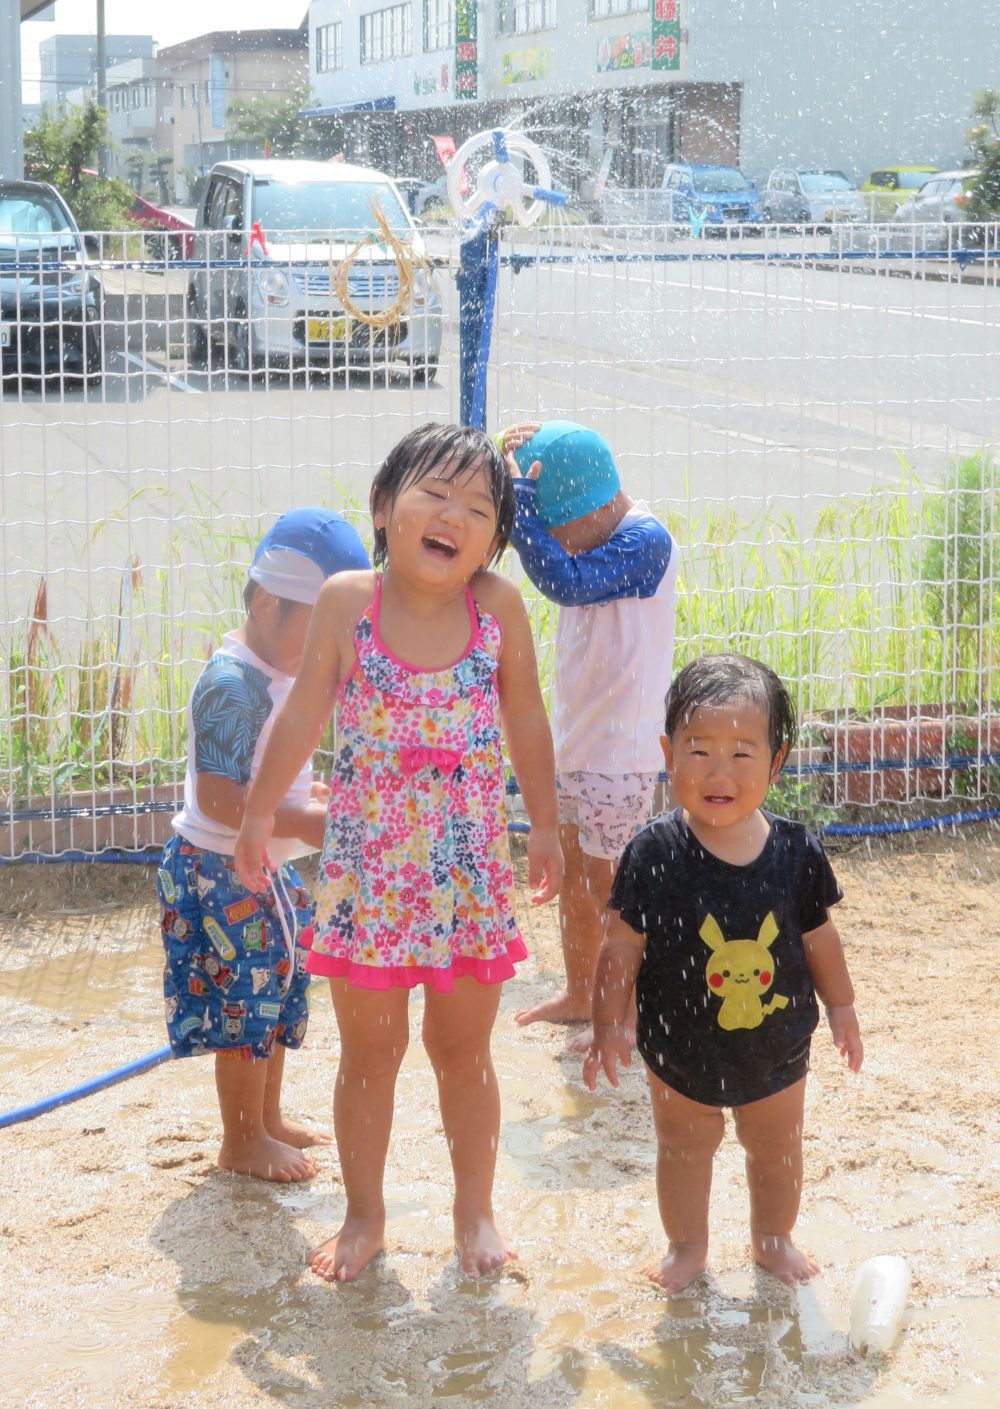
[699,912,790,1031]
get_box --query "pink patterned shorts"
[557,770,660,861]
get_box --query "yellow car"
[861,166,939,220]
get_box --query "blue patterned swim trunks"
[158,835,313,1060]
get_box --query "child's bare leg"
[216,1050,318,1182]
[310,981,409,1284]
[645,1069,724,1292]
[565,847,637,1052]
[424,977,514,1277]
[733,1077,818,1286]
[516,826,613,1028]
[262,1042,332,1149]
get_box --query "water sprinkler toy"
[451,129,566,427]
[448,129,566,232]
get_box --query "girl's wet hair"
[369,422,515,569]
[664,654,797,761]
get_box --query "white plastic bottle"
[849,1255,910,1354]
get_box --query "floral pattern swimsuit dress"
[307,578,527,990]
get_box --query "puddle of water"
[0,942,162,1022]
[0,1288,174,1395]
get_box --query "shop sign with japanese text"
[455,0,478,99]
[597,32,651,73]
[651,0,682,72]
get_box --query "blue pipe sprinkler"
[449,129,566,429]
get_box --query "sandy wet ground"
[0,830,998,1409]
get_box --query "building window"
[361,4,413,64]
[423,0,455,51]
[316,21,343,72]
[589,0,648,16]
[496,0,558,34]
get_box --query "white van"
[186,159,442,380]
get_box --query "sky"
[21,0,310,100]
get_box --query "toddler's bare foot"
[310,1216,385,1283]
[265,1117,332,1149]
[217,1133,317,1183]
[514,992,590,1028]
[566,1022,636,1055]
[455,1214,517,1278]
[644,1242,709,1293]
[753,1233,820,1286]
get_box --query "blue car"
[661,163,764,229]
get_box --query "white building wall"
[687,0,998,182]
[308,1,686,112]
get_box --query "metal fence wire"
[1,221,999,857]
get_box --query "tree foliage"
[226,79,344,159]
[23,101,135,229]
[965,88,1000,222]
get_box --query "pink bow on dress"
[399,745,463,777]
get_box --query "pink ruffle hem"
[305,936,528,991]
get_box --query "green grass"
[3,454,997,804]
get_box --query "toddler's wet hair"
[370,422,514,569]
[664,653,797,760]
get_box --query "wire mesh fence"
[1,221,999,857]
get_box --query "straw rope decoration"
[330,199,434,331]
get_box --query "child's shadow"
[150,1176,580,1406]
[594,1270,880,1407]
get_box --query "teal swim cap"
[512,421,620,528]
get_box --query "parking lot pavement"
[4,245,998,652]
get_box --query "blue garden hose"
[0,1045,173,1131]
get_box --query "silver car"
[186,159,443,380]
[762,169,865,225]
[890,169,980,250]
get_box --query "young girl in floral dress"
[235,423,562,1282]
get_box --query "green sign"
[455,0,478,100]
[651,0,682,72]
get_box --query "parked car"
[127,192,195,261]
[0,178,103,388]
[761,169,865,225]
[860,166,938,220]
[890,169,981,249]
[186,159,443,379]
[393,173,451,218]
[660,163,764,228]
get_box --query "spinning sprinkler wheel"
[450,130,566,428]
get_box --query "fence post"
[457,225,499,429]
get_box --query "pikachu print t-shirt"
[609,809,843,1106]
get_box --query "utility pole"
[0,0,25,179]
[96,0,107,176]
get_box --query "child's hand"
[500,422,542,479]
[527,825,563,904]
[827,1003,864,1072]
[310,779,331,805]
[499,422,541,457]
[582,1023,632,1091]
[234,815,274,894]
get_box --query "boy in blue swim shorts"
[158,507,369,1183]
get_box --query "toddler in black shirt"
[583,653,863,1293]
